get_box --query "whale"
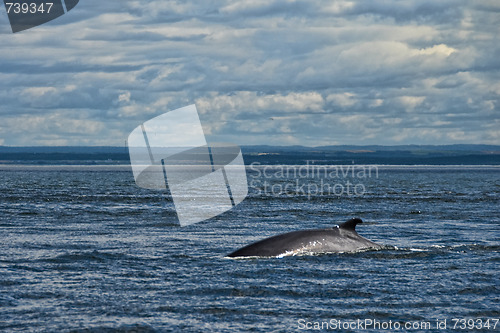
[227,218,382,258]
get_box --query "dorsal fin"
[338,218,363,231]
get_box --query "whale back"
[227,218,380,258]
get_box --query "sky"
[0,0,499,147]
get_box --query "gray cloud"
[0,0,498,146]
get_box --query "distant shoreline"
[0,144,499,165]
[1,165,499,172]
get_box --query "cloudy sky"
[0,0,499,146]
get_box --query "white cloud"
[326,93,358,108]
[370,99,384,108]
[398,96,426,110]
[323,1,356,14]
[196,91,324,115]
[417,44,456,56]
[117,91,131,104]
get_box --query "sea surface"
[0,164,499,332]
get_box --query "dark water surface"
[1,165,499,332]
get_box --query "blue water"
[0,165,499,332]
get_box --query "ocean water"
[0,164,499,332]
